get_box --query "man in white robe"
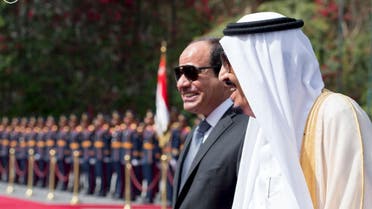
[219,12,372,209]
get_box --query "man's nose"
[177,75,192,89]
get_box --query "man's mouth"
[182,92,199,101]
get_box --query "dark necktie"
[180,119,211,188]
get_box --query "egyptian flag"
[155,42,170,136]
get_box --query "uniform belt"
[46,139,55,147]
[70,142,79,150]
[94,141,104,148]
[163,146,171,153]
[20,141,27,147]
[111,141,121,148]
[57,139,66,147]
[10,141,17,147]
[132,150,141,157]
[1,139,9,146]
[28,140,36,147]
[143,142,154,150]
[72,151,81,156]
[122,142,133,149]
[37,141,45,147]
[82,140,92,148]
[89,150,95,156]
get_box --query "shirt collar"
[205,98,233,128]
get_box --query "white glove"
[170,159,177,168]
[131,159,139,166]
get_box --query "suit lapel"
[174,127,195,197]
[188,112,234,177]
[178,108,237,196]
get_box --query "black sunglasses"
[174,65,216,81]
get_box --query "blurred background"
[0,0,371,118]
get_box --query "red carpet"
[0,196,166,209]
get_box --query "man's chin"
[230,92,238,103]
[183,103,198,114]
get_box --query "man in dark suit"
[172,37,249,209]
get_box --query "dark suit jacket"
[172,107,249,209]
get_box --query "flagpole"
[159,41,169,208]
[161,40,167,55]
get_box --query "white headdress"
[221,12,324,209]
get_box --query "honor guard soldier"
[44,116,58,188]
[1,118,12,182]
[79,113,95,195]
[56,115,70,191]
[178,114,191,150]
[14,118,26,178]
[104,114,113,196]
[68,114,82,190]
[34,116,47,187]
[0,117,9,181]
[165,114,190,204]
[93,113,111,196]
[110,112,125,199]
[131,120,142,201]
[110,122,125,199]
[136,122,145,197]
[165,121,181,204]
[67,114,80,165]
[13,117,26,185]
[121,110,140,200]
[105,111,121,194]
[140,111,160,203]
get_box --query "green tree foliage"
[0,0,213,117]
[0,0,370,117]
